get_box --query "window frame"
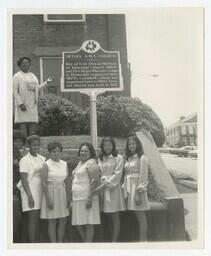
[40,56,62,83]
[188,125,194,135]
[181,125,187,135]
[43,14,86,23]
[40,56,62,95]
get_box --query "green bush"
[86,96,165,147]
[37,94,86,136]
[147,169,166,203]
[37,95,165,147]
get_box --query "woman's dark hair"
[17,57,31,67]
[99,137,117,160]
[13,130,26,145]
[27,135,40,146]
[47,142,63,152]
[125,135,144,160]
[78,143,96,159]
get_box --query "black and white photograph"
[6,6,204,249]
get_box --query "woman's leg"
[105,213,112,240]
[28,123,37,136]
[48,219,57,242]
[19,123,27,137]
[57,217,67,242]
[85,225,94,242]
[27,210,40,243]
[135,211,147,241]
[13,195,22,242]
[20,212,28,242]
[76,225,85,242]
[110,212,120,242]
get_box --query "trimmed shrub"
[37,94,165,147]
[147,169,166,203]
[37,94,86,136]
[86,96,165,147]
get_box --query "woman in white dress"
[13,57,53,136]
[123,135,150,241]
[41,142,70,243]
[18,135,45,242]
[98,137,125,242]
[71,143,100,242]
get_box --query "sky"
[126,8,203,127]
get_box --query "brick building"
[166,113,197,147]
[13,14,131,108]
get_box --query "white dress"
[13,71,47,123]
[123,154,150,211]
[18,152,45,212]
[71,159,100,225]
[98,154,126,213]
[40,159,69,219]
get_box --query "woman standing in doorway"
[40,142,70,243]
[71,143,100,242]
[17,135,45,242]
[98,137,125,242]
[13,57,54,136]
[123,134,150,241]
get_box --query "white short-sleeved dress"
[98,154,126,213]
[123,154,150,211]
[13,71,47,123]
[17,152,45,212]
[71,159,100,226]
[40,159,69,219]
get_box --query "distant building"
[166,113,197,147]
[13,14,131,108]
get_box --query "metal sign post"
[82,91,105,149]
[61,39,123,149]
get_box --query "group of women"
[13,56,150,243]
[14,133,150,243]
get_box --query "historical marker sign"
[61,40,123,92]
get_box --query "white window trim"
[40,56,62,83]
[189,125,194,134]
[40,56,62,96]
[43,14,86,23]
[181,125,186,135]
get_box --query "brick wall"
[13,14,131,106]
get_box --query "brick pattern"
[13,14,131,107]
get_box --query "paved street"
[161,153,198,240]
[161,153,197,181]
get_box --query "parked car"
[158,147,172,153]
[188,149,198,158]
[169,146,197,157]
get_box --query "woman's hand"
[135,191,142,206]
[86,197,92,209]
[20,104,27,111]
[105,182,114,189]
[47,197,54,210]
[46,77,54,84]
[28,194,35,208]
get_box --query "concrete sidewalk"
[181,193,198,240]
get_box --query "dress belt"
[122,173,139,199]
[101,175,117,203]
